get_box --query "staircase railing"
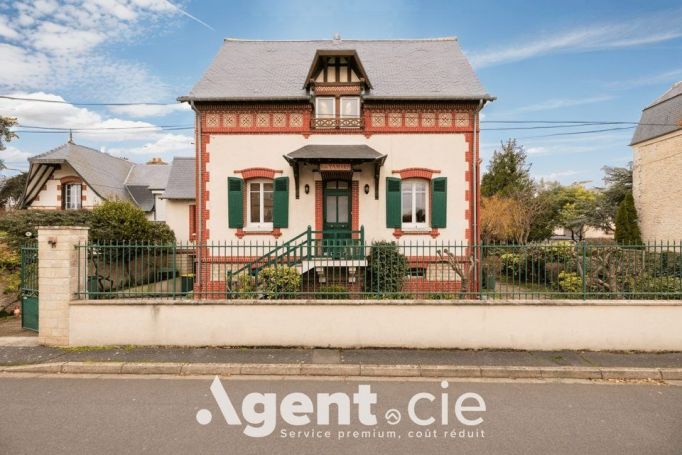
[227,226,365,286]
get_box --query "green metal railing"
[73,239,682,300]
[20,243,39,331]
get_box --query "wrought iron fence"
[73,236,682,300]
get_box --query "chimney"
[146,157,167,165]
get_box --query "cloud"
[108,103,191,118]
[103,133,194,158]
[0,91,182,142]
[509,96,614,114]
[0,1,212,100]
[469,9,682,68]
[2,146,33,167]
[533,170,580,182]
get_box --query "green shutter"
[431,177,447,228]
[273,176,289,228]
[386,177,401,228]
[227,177,243,228]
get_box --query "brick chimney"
[146,157,167,165]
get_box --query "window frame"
[339,96,360,118]
[63,183,82,210]
[315,96,336,119]
[246,179,274,231]
[400,179,429,230]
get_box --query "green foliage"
[481,139,533,198]
[614,192,642,244]
[315,284,350,299]
[635,275,682,295]
[231,273,257,298]
[0,173,26,209]
[364,241,408,294]
[0,116,18,152]
[593,164,632,231]
[558,271,582,293]
[0,209,92,247]
[556,185,599,241]
[89,200,175,243]
[257,266,301,299]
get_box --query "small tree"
[614,192,642,244]
[89,200,175,243]
[364,241,408,295]
[481,139,533,198]
[0,117,18,151]
[0,173,27,210]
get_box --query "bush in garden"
[635,275,682,295]
[0,209,92,247]
[257,266,301,299]
[558,271,582,294]
[364,241,408,295]
[90,200,175,243]
[614,192,642,245]
[231,273,257,298]
[315,284,350,300]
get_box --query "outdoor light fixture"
[304,184,310,194]
[364,184,370,194]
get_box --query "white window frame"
[315,97,336,119]
[63,183,82,210]
[401,179,429,230]
[246,179,274,231]
[339,97,360,118]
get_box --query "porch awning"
[284,144,384,162]
[283,145,386,199]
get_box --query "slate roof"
[29,142,134,200]
[23,142,195,210]
[631,81,682,145]
[162,157,196,199]
[179,38,493,102]
[285,144,384,161]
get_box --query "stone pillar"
[38,226,89,346]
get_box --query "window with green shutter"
[386,177,401,228]
[227,177,243,228]
[431,177,447,228]
[273,176,289,228]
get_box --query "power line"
[0,95,178,106]
[518,126,636,139]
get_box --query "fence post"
[37,226,89,346]
[581,241,587,301]
[306,225,312,260]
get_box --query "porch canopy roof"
[283,144,386,199]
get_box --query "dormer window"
[315,97,335,119]
[340,97,360,118]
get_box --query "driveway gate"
[20,243,39,331]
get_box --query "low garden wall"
[68,299,682,350]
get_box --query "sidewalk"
[1,345,681,380]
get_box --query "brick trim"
[235,228,282,239]
[315,181,323,238]
[392,168,441,180]
[352,180,359,237]
[393,228,440,239]
[234,167,283,180]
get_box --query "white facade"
[205,133,470,242]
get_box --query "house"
[179,36,493,293]
[20,140,196,242]
[631,81,682,242]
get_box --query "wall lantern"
[364,184,370,195]
[304,184,310,194]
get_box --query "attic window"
[63,183,82,210]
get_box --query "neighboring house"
[20,140,196,241]
[179,36,493,292]
[631,81,682,242]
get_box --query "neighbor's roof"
[631,81,682,145]
[125,185,155,212]
[162,157,196,199]
[285,144,384,161]
[29,142,134,200]
[179,38,493,102]
[126,164,172,190]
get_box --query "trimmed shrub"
[558,271,582,294]
[364,241,408,295]
[635,275,682,295]
[315,284,350,300]
[257,266,301,299]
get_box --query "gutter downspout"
[473,99,485,292]
[190,100,203,297]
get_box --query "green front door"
[323,180,352,257]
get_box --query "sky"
[1,0,681,186]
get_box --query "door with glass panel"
[323,180,351,258]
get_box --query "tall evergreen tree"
[481,139,533,197]
[614,192,642,244]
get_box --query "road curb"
[1,362,679,381]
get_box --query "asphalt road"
[0,376,680,454]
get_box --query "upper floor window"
[247,180,273,229]
[63,183,82,210]
[401,179,428,229]
[315,97,335,119]
[340,97,360,118]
